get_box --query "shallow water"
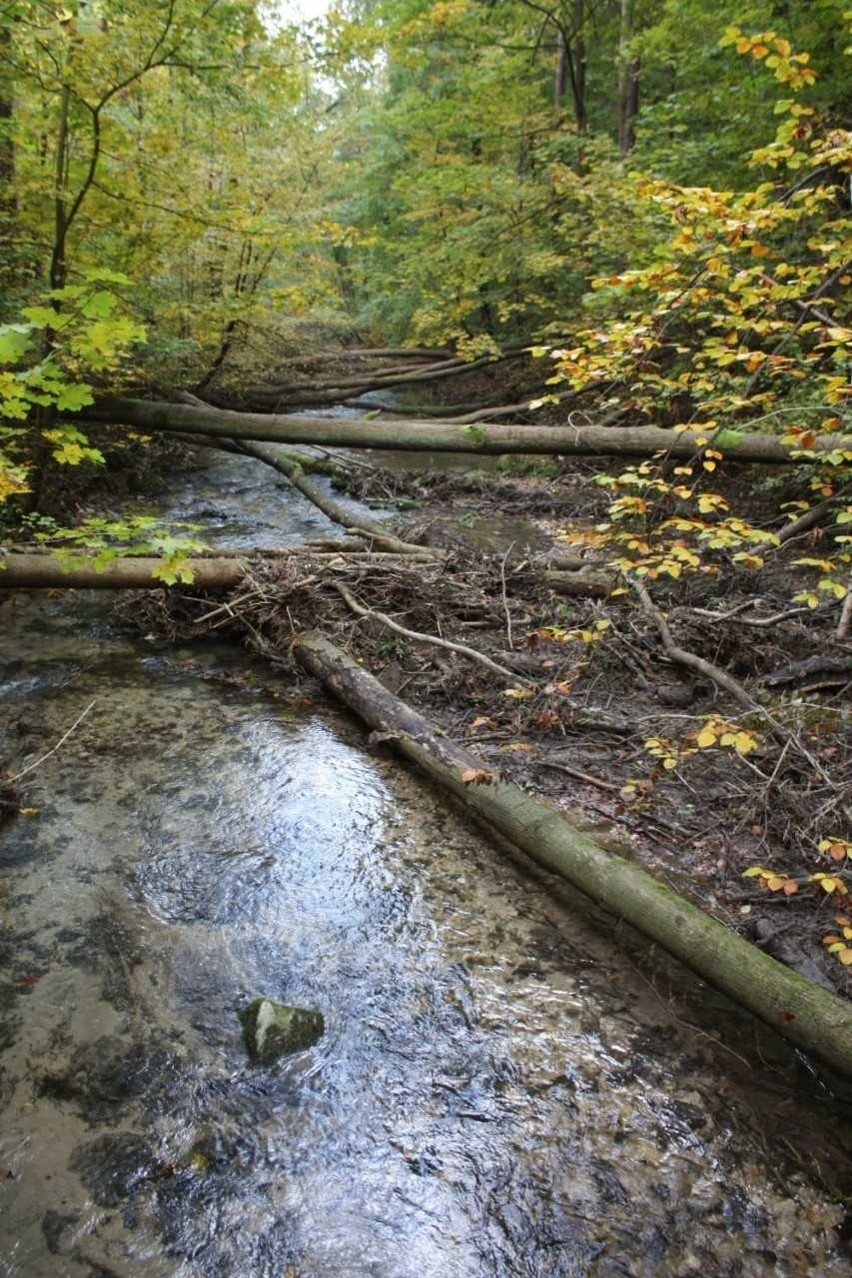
[1,446,852,1276]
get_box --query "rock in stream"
[239,997,324,1065]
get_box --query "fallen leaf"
[460,769,493,786]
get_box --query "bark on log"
[544,568,614,598]
[0,553,248,590]
[85,397,852,463]
[0,549,410,589]
[293,631,852,1079]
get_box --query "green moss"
[713,429,746,452]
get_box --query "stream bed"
[1,445,852,1276]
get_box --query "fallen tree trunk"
[0,549,416,590]
[544,568,614,598]
[294,631,852,1079]
[85,397,852,463]
[0,553,248,590]
[232,439,438,558]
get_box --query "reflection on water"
[1,448,851,1276]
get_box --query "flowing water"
[1,445,852,1276]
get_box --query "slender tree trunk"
[572,0,587,131]
[0,24,19,305]
[554,4,586,131]
[617,0,639,155]
[554,30,568,109]
[50,83,71,291]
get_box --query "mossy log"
[294,630,852,1080]
[83,397,852,464]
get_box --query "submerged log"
[294,631,852,1080]
[84,397,852,464]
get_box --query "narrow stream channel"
[1,445,851,1276]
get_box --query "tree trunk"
[617,0,639,155]
[294,631,852,1080]
[50,83,71,292]
[0,24,19,304]
[232,439,439,557]
[83,397,852,465]
[0,547,427,590]
[0,553,248,590]
[573,0,586,131]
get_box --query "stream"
[1,442,851,1276]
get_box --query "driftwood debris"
[294,631,852,1080]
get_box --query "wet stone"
[39,1035,182,1123]
[41,1208,78,1255]
[69,1132,157,1208]
[238,997,324,1065]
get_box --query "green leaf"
[0,325,33,364]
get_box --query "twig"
[630,578,758,710]
[837,580,852,641]
[757,492,845,555]
[630,579,837,788]
[538,759,620,792]
[500,544,515,650]
[333,582,525,684]
[690,605,812,628]
[8,701,97,783]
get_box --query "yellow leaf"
[696,727,717,748]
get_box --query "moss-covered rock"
[238,998,324,1066]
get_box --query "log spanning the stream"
[0,551,614,599]
[294,632,852,1080]
[82,397,852,464]
[0,549,414,590]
